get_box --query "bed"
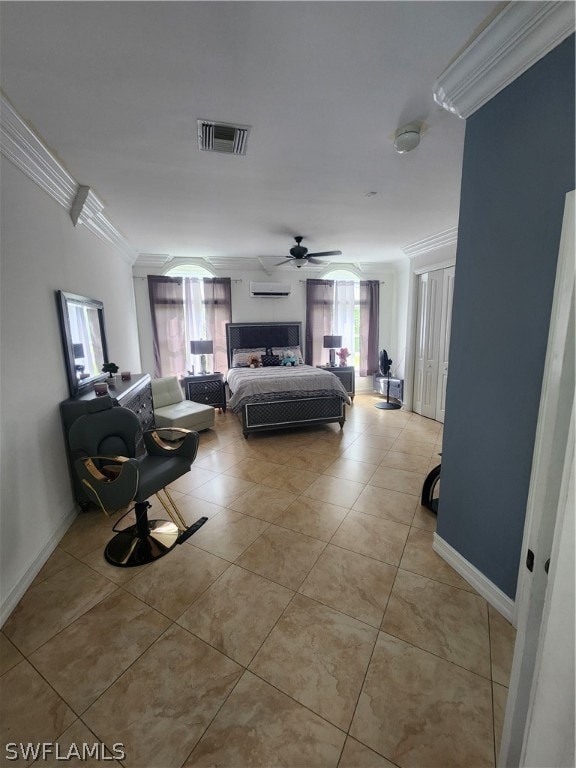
[226,321,350,438]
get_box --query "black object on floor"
[421,461,441,515]
[374,349,401,410]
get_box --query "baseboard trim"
[0,506,78,628]
[433,532,516,625]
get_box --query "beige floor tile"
[353,485,418,525]
[400,527,475,592]
[340,444,389,465]
[79,545,146,586]
[489,604,516,686]
[224,457,282,482]
[284,451,337,473]
[250,594,377,730]
[37,719,123,766]
[411,503,438,531]
[190,509,269,561]
[390,438,436,458]
[167,465,219,493]
[2,561,116,655]
[302,474,365,508]
[228,484,297,522]
[193,450,241,472]
[31,547,78,587]
[59,510,119,559]
[380,450,432,474]
[493,682,509,761]
[369,466,426,496]
[124,541,230,618]
[247,442,291,464]
[339,737,398,768]
[399,427,439,445]
[173,493,227,523]
[322,457,378,484]
[300,544,396,627]
[0,632,24,676]
[274,496,349,541]
[350,632,494,768]
[1,660,76,755]
[183,474,256,506]
[330,510,410,566]
[29,589,170,713]
[178,564,293,666]
[382,569,491,678]
[261,466,321,494]
[236,525,326,590]
[184,671,345,767]
[83,625,242,768]
[218,439,259,459]
[354,431,401,446]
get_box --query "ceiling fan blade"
[275,259,293,266]
[307,250,342,258]
[306,257,325,265]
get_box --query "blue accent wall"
[437,35,575,599]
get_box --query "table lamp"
[323,335,342,367]
[190,340,213,375]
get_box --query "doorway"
[413,266,455,423]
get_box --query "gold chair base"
[105,519,180,567]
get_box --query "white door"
[499,191,575,767]
[436,266,455,423]
[413,267,453,422]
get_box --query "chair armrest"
[144,428,200,462]
[74,455,139,514]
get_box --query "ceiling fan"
[275,236,342,268]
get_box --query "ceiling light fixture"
[393,123,421,154]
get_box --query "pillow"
[273,345,304,365]
[232,348,266,367]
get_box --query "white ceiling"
[0,1,500,273]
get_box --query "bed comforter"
[226,365,351,413]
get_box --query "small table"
[182,372,226,412]
[317,365,355,400]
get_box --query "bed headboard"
[226,322,302,367]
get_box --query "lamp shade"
[323,335,342,349]
[72,343,85,359]
[190,340,213,355]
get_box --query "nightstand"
[317,365,355,400]
[182,373,226,412]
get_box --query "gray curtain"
[203,277,232,373]
[148,276,185,378]
[305,279,334,366]
[360,280,379,377]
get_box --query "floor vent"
[198,120,250,155]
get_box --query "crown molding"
[0,93,136,263]
[433,1,575,119]
[403,226,458,258]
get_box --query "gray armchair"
[68,396,207,567]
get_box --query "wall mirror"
[57,290,110,397]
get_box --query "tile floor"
[1,395,516,768]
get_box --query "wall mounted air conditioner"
[249,281,291,298]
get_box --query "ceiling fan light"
[393,123,421,154]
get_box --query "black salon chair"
[68,396,207,567]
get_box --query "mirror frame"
[56,290,110,398]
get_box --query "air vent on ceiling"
[198,120,250,155]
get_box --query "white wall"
[0,157,141,624]
[133,264,398,393]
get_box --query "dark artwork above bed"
[225,322,301,367]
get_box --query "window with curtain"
[148,276,232,378]
[305,276,379,376]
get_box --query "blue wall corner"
[437,35,575,600]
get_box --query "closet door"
[413,267,453,422]
[435,266,455,423]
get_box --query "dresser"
[60,373,154,508]
[317,365,355,400]
[182,373,227,412]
